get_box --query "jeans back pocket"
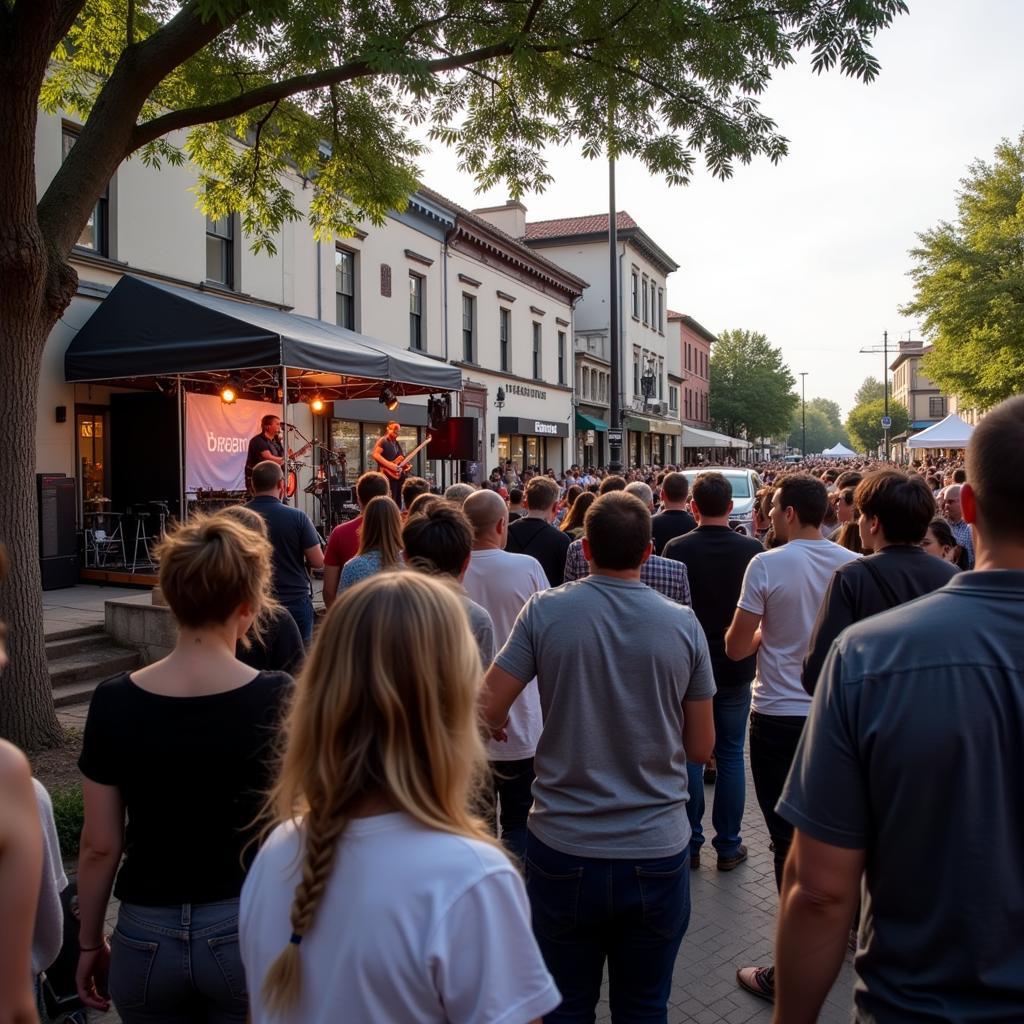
[635,854,691,941]
[109,928,160,1011]
[525,857,584,941]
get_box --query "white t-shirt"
[32,779,67,975]
[240,814,559,1024]
[464,548,549,761]
[738,539,860,716]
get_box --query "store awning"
[681,425,752,449]
[575,411,608,432]
[64,275,461,397]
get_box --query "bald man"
[463,489,549,858]
[941,484,975,568]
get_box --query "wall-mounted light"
[494,386,506,410]
[490,433,495,448]
[378,385,399,412]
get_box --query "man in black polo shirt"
[664,472,763,870]
[246,461,324,645]
[505,476,571,587]
[651,472,697,554]
[802,468,957,694]
[244,414,285,494]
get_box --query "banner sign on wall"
[185,393,279,492]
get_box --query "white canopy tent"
[821,442,857,457]
[906,413,975,450]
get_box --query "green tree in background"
[902,132,1024,411]
[0,0,910,747]
[710,330,797,440]
[789,398,849,453]
[845,398,909,454]
[853,376,888,405]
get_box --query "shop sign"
[507,384,547,400]
[585,430,596,445]
[608,428,623,445]
[535,421,558,435]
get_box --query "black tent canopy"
[64,275,461,399]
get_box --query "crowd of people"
[3,399,1024,1023]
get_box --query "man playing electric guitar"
[372,421,410,506]
[245,414,312,495]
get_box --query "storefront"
[625,416,681,468]
[498,416,569,473]
[328,399,430,485]
[574,410,608,468]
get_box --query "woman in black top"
[75,514,292,1022]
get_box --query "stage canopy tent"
[821,442,857,457]
[906,413,975,450]
[64,275,461,399]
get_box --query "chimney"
[472,199,527,238]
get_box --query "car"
[681,467,763,537]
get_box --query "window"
[650,281,656,330]
[581,368,589,398]
[205,215,234,288]
[500,308,511,372]
[462,294,476,362]
[670,385,679,412]
[657,288,664,332]
[929,396,946,418]
[335,248,355,328]
[62,125,109,255]
[409,273,424,350]
[641,275,649,324]
[557,331,566,384]
[590,368,597,399]
[633,348,641,395]
[631,271,639,318]
[658,358,664,399]
[532,322,542,380]
[600,374,607,402]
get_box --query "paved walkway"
[43,584,152,637]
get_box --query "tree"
[853,376,888,406]
[709,329,798,440]
[902,132,1024,411]
[0,1,908,747]
[845,398,909,454]
[808,396,843,433]
[788,403,845,454]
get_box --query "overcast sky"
[417,0,1024,418]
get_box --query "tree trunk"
[0,15,78,749]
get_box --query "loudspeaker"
[428,417,476,460]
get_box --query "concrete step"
[45,624,107,643]
[49,646,141,704]
[46,630,113,662]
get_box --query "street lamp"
[859,331,890,460]
[800,372,808,455]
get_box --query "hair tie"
[289,932,303,946]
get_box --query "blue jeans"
[109,900,246,1024]
[282,597,313,646]
[686,685,752,859]
[525,833,690,1023]
[488,757,534,860]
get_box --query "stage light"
[378,385,399,412]
[310,395,325,414]
[220,377,241,404]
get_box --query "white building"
[472,203,681,468]
[33,105,586,583]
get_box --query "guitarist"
[245,414,310,495]
[372,421,409,506]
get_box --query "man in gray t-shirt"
[483,492,714,1021]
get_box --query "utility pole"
[607,154,622,473]
[859,330,891,460]
[800,372,808,455]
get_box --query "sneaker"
[703,764,717,785]
[736,965,774,1002]
[690,851,701,870]
[717,844,748,871]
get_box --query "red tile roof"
[523,211,638,240]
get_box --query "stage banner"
[185,393,278,492]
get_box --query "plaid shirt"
[563,538,691,606]
[948,518,975,569]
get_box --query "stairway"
[47,625,142,708]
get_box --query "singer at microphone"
[245,413,287,495]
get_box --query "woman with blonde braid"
[240,572,559,1023]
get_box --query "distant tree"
[808,397,843,432]
[845,398,909,454]
[788,405,834,455]
[902,132,1024,410]
[853,376,888,406]
[710,330,797,441]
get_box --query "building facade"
[668,312,715,430]
[889,340,946,459]
[473,203,681,468]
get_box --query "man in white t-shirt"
[463,489,548,859]
[725,472,858,1004]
